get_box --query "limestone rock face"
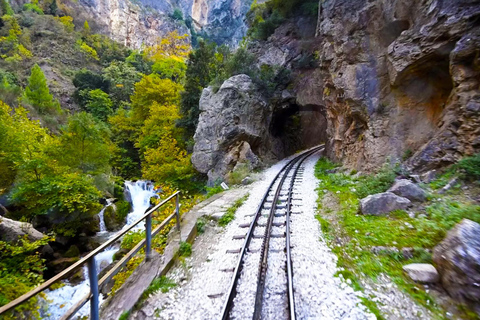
[178,0,253,46]
[359,192,411,216]
[433,219,480,303]
[192,75,276,184]
[315,0,480,172]
[388,179,426,202]
[402,263,439,283]
[0,217,45,243]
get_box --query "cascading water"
[97,200,113,233]
[43,181,157,319]
[124,180,157,226]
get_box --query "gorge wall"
[316,0,480,172]
[8,0,252,48]
[193,0,480,183]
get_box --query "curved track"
[221,146,324,320]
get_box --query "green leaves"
[23,64,60,115]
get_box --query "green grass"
[178,241,192,257]
[196,217,207,234]
[218,193,249,227]
[313,158,480,318]
[138,276,177,304]
[206,184,224,198]
[119,310,131,320]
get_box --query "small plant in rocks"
[218,194,249,226]
[178,241,192,257]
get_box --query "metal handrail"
[0,191,181,320]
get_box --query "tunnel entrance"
[270,102,327,157]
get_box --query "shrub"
[455,153,480,182]
[171,8,183,21]
[178,241,192,257]
[355,166,396,199]
[23,2,44,14]
[116,200,131,221]
[226,162,251,185]
[196,217,207,234]
[218,194,249,226]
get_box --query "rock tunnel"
[269,100,328,158]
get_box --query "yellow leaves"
[131,74,182,121]
[78,40,99,61]
[18,44,32,59]
[55,16,75,32]
[143,30,191,62]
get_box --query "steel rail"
[253,146,321,320]
[220,146,323,320]
[285,147,319,319]
[0,191,180,317]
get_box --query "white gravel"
[132,156,295,320]
[132,150,376,320]
[290,152,375,320]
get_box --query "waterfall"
[44,246,117,319]
[97,200,113,233]
[44,181,157,319]
[124,180,157,226]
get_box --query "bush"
[226,162,251,185]
[178,241,192,257]
[196,217,207,234]
[355,166,396,199]
[455,153,480,182]
[116,200,131,221]
[218,194,248,226]
[0,235,52,320]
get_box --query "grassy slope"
[314,158,480,319]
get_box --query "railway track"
[221,145,324,320]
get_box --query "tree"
[57,112,111,174]
[23,64,59,114]
[131,74,182,121]
[143,31,191,61]
[83,89,113,121]
[108,107,142,179]
[82,20,91,38]
[152,56,187,82]
[73,69,110,106]
[0,0,14,16]
[48,0,57,15]
[178,40,216,139]
[142,131,196,190]
[103,61,141,103]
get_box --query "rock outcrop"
[314,0,480,172]
[433,219,480,303]
[0,217,46,243]
[359,192,411,216]
[192,75,275,184]
[10,0,252,49]
[388,179,427,202]
[402,263,439,283]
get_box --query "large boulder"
[360,192,411,216]
[388,179,427,202]
[104,204,125,231]
[402,263,439,283]
[433,219,480,303]
[192,75,274,185]
[0,217,45,243]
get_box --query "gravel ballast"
[132,151,375,319]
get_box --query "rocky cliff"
[8,0,252,48]
[315,0,480,172]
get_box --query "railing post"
[87,257,99,320]
[146,212,152,261]
[175,193,181,233]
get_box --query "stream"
[43,181,157,319]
